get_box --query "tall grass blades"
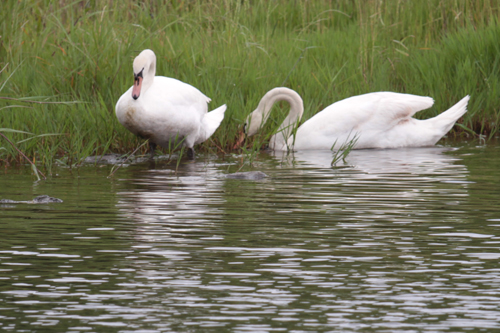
[1,0,499,172]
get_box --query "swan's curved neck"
[257,87,304,150]
[142,57,156,93]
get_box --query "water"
[1,143,500,332]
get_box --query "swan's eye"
[134,68,144,80]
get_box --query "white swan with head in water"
[245,87,469,151]
[115,49,227,159]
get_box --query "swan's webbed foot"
[149,142,157,159]
[187,147,195,160]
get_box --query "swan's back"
[144,77,211,114]
[293,92,434,150]
[314,92,433,127]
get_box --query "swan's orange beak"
[132,72,143,100]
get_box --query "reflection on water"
[1,144,500,332]
[273,147,470,213]
[118,163,226,246]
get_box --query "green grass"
[1,0,499,173]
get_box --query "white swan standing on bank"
[245,87,470,151]
[115,49,227,159]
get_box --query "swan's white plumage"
[246,87,469,151]
[115,49,226,153]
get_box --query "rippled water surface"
[1,143,500,332]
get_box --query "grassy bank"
[1,0,499,172]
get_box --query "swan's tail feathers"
[196,104,227,144]
[432,95,470,134]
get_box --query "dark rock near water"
[225,171,268,180]
[32,195,63,203]
[83,153,175,165]
[0,195,63,204]
[83,154,127,164]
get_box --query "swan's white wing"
[320,92,434,130]
[145,77,210,114]
[294,92,434,150]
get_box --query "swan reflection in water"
[273,146,467,176]
[116,161,228,246]
[117,146,470,232]
[266,146,471,217]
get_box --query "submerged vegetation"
[1,0,499,172]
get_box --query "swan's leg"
[187,147,195,160]
[149,142,157,159]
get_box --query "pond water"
[1,142,500,332]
